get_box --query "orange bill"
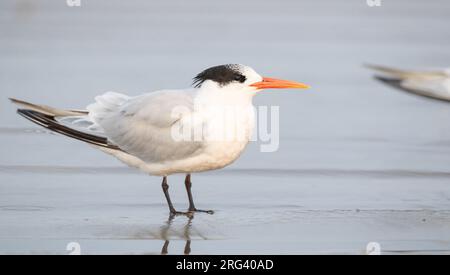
[250,77,310,90]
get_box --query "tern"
[366,64,450,102]
[10,64,309,215]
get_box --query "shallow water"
[1,0,450,254]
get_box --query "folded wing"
[88,90,204,164]
[11,90,204,164]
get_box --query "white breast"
[153,88,256,175]
[200,104,255,169]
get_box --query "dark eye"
[234,74,246,83]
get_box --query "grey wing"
[366,64,450,102]
[95,90,204,163]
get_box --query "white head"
[193,64,309,95]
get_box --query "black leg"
[185,174,196,211]
[184,174,214,214]
[184,240,191,255]
[161,176,190,216]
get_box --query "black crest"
[193,64,247,88]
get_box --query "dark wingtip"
[373,75,411,93]
[374,75,400,84]
[15,109,121,150]
[372,75,450,103]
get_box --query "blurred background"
[0,0,450,254]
